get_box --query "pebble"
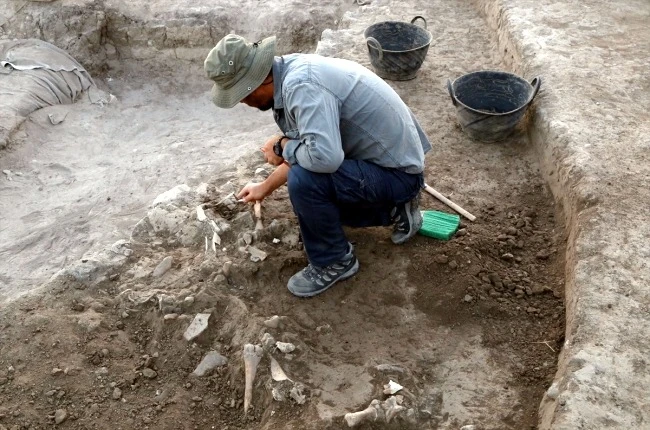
[192,351,228,377]
[163,313,179,321]
[449,260,458,269]
[51,368,64,376]
[536,250,551,260]
[501,253,514,261]
[112,387,122,400]
[184,296,195,305]
[54,409,67,424]
[142,368,157,379]
[263,315,281,329]
[514,288,525,297]
[506,227,518,235]
[213,274,227,285]
[455,228,467,237]
[261,333,276,350]
[434,254,449,264]
[152,256,174,277]
[463,295,474,303]
[460,425,477,430]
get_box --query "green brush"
[418,210,461,241]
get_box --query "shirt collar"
[272,56,285,110]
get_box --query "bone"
[382,396,406,423]
[344,399,382,427]
[383,379,403,395]
[243,344,264,414]
[270,357,291,382]
[196,205,207,221]
[276,341,296,354]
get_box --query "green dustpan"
[418,210,460,241]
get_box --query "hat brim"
[210,36,276,109]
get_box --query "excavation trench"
[0,0,566,428]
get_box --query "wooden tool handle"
[253,201,262,220]
[424,184,476,222]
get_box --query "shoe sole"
[288,258,360,298]
[392,203,423,245]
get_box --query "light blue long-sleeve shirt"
[272,54,431,174]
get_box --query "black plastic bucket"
[447,71,541,142]
[364,16,432,81]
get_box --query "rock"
[263,315,281,329]
[546,382,560,400]
[434,254,448,264]
[192,351,228,377]
[183,313,211,342]
[261,333,276,350]
[501,253,514,261]
[222,261,233,277]
[142,368,157,379]
[536,250,551,260]
[455,228,467,237]
[232,211,255,230]
[514,288,525,297]
[255,167,270,178]
[488,273,502,286]
[152,184,193,208]
[449,260,458,269]
[184,296,195,306]
[112,387,122,400]
[281,232,300,248]
[506,226,518,235]
[276,342,296,354]
[246,245,267,262]
[463,295,473,303]
[54,409,67,424]
[152,256,173,277]
[213,274,227,285]
[290,383,306,405]
[316,324,332,334]
[460,426,477,430]
[242,232,253,245]
[51,368,64,376]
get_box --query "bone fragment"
[261,332,276,350]
[290,383,306,405]
[345,399,382,427]
[246,245,267,262]
[243,344,263,414]
[383,380,403,395]
[382,396,406,423]
[270,357,291,382]
[196,205,207,221]
[276,341,296,353]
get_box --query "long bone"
[243,344,263,414]
[344,399,383,427]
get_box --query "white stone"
[152,184,192,207]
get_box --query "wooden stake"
[423,184,476,222]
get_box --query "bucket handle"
[366,37,383,61]
[411,16,427,30]
[528,76,542,104]
[446,79,457,107]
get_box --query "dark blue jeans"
[287,160,424,267]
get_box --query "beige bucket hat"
[204,34,276,109]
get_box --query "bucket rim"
[363,22,433,53]
[449,70,540,117]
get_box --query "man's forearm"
[262,163,290,196]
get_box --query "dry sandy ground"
[0,0,568,428]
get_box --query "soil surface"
[0,0,567,428]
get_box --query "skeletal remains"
[243,343,263,414]
[344,395,407,427]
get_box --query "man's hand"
[261,135,284,167]
[237,182,269,203]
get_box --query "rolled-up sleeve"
[281,82,344,173]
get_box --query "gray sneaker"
[287,245,359,297]
[390,196,423,244]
